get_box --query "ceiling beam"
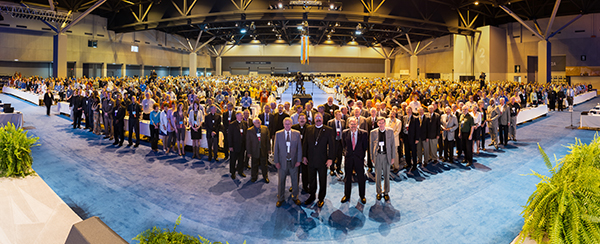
[499,5,544,41]
[544,0,561,37]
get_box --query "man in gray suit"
[498,98,510,146]
[370,117,396,201]
[247,118,271,183]
[440,106,458,162]
[274,117,303,207]
[486,100,500,150]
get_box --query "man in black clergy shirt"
[340,117,369,204]
[302,113,335,208]
[272,104,289,139]
[205,105,222,161]
[229,111,248,179]
[222,103,235,159]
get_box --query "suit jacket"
[44,92,53,106]
[246,125,270,157]
[304,109,317,125]
[127,102,142,121]
[498,104,510,125]
[342,129,368,161]
[320,112,332,125]
[303,125,335,168]
[258,112,274,132]
[370,128,397,165]
[327,119,346,140]
[291,124,308,142]
[365,116,378,134]
[487,105,500,129]
[228,120,247,152]
[440,113,458,141]
[274,129,303,169]
[426,112,441,139]
[401,114,418,143]
[272,112,289,136]
[205,113,222,139]
[222,109,236,130]
[324,103,339,115]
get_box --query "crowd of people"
[5,73,593,207]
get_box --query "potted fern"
[518,137,600,244]
[0,122,39,177]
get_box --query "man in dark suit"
[304,102,317,125]
[327,110,345,175]
[205,105,222,161]
[83,91,93,131]
[259,104,274,136]
[228,111,247,179]
[302,113,335,208]
[247,117,271,183]
[323,96,339,116]
[425,105,441,165]
[349,107,368,131]
[272,104,289,138]
[275,118,303,207]
[44,89,54,116]
[317,105,332,124]
[72,90,84,129]
[222,103,235,159]
[112,99,126,147]
[416,107,428,167]
[340,117,369,204]
[402,107,419,171]
[292,113,310,192]
[127,96,142,147]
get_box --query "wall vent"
[97,34,104,37]
[575,30,585,33]
[42,27,52,31]
[16,25,27,28]
[85,32,93,35]
[0,23,10,27]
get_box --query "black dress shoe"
[376,194,382,200]
[317,200,324,208]
[250,179,256,183]
[112,141,118,145]
[423,162,428,167]
[265,178,270,184]
[289,187,293,192]
[103,136,109,139]
[294,199,301,205]
[231,174,236,180]
[134,144,139,148]
[276,201,283,207]
[337,170,343,175]
[383,194,390,201]
[466,162,473,167]
[341,196,349,203]
[239,172,246,178]
[118,143,123,147]
[330,171,335,176]
[304,197,315,205]
[127,143,132,147]
[361,197,367,204]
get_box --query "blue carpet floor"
[3,84,597,244]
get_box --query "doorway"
[527,56,537,83]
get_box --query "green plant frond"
[538,143,555,173]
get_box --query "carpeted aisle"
[2,86,597,244]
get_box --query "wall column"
[52,33,67,78]
[74,61,83,78]
[121,64,126,78]
[140,65,145,78]
[384,58,391,78]
[538,40,551,84]
[101,63,107,77]
[179,66,183,76]
[216,56,222,76]
[410,55,418,80]
[189,52,198,77]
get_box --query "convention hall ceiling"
[6,0,600,48]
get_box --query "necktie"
[286,131,291,158]
[336,121,341,140]
[352,132,356,150]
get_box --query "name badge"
[286,141,291,153]
[179,121,183,125]
[240,129,244,133]
[212,120,214,124]
[315,141,318,146]
[133,111,136,115]
[265,121,269,125]
[379,141,385,151]
[115,111,118,116]
[330,109,333,113]
[300,135,303,139]
[257,133,261,137]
